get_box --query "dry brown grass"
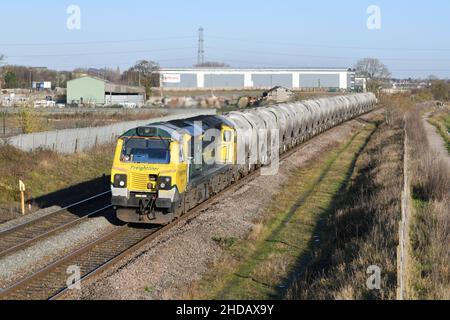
[4,109,168,135]
[287,114,405,300]
[428,108,450,153]
[0,143,115,221]
[287,96,449,300]
[406,107,450,300]
[186,122,377,300]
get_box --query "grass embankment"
[406,109,450,300]
[0,144,114,219]
[188,121,378,300]
[288,119,404,300]
[428,109,450,154]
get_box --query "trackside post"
[19,180,26,215]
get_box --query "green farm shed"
[67,76,146,106]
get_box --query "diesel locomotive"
[111,93,377,225]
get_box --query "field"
[0,108,168,137]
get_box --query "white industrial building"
[160,68,355,91]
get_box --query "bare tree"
[355,58,391,80]
[129,60,159,78]
[428,74,439,81]
[355,58,391,94]
[430,81,449,101]
[125,60,160,95]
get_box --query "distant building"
[159,68,355,91]
[67,76,146,106]
[354,77,368,92]
[32,81,52,91]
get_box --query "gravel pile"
[66,118,369,300]
[0,215,117,289]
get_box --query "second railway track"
[0,191,112,259]
[0,130,321,300]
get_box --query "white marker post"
[19,180,26,215]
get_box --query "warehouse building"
[160,68,355,91]
[67,76,146,106]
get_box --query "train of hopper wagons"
[110,93,378,225]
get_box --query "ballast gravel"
[0,206,62,234]
[64,117,373,300]
[0,215,117,289]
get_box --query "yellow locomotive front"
[111,115,237,225]
[111,124,189,225]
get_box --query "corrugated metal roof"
[68,76,145,94]
[160,68,352,72]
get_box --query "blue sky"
[0,0,449,78]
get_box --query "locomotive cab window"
[121,138,171,164]
[224,130,233,142]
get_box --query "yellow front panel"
[130,172,151,191]
[111,137,190,194]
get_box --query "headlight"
[158,176,172,190]
[114,174,127,188]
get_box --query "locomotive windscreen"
[121,138,171,164]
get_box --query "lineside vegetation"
[406,107,450,300]
[428,108,450,154]
[187,119,379,300]
[0,144,114,221]
[288,111,404,300]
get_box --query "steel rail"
[0,191,111,237]
[0,205,113,260]
[1,110,380,300]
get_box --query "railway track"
[0,224,158,300]
[0,192,112,260]
[0,112,380,300]
[2,128,324,300]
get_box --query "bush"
[430,81,449,101]
[18,107,49,134]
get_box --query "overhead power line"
[7,47,197,59]
[5,57,197,70]
[206,35,450,53]
[0,36,195,47]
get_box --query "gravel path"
[0,215,117,289]
[423,116,450,170]
[64,115,377,301]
